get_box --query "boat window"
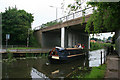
[59,50,64,53]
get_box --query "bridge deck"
[38,14,91,32]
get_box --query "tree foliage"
[68,1,120,34]
[86,2,120,34]
[2,7,34,45]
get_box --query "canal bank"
[2,49,107,79]
[105,54,120,79]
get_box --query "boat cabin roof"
[65,48,83,50]
[55,47,83,51]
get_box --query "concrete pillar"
[61,27,65,48]
[68,32,72,48]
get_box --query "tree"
[85,2,120,34]
[68,1,120,34]
[112,34,115,44]
[2,7,34,45]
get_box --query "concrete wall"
[42,30,61,48]
[116,36,120,57]
[67,29,89,49]
[115,29,120,57]
[34,30,42,47]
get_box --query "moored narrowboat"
[48,47,86,63]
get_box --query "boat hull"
[48,53,86,63]
[48,47,86,63]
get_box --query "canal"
[2,49,106,79]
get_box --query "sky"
[0,0,74,29]
[0,0,115,39]
[90,32,115,40]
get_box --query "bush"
[90,42,112,51]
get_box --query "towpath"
[105,54,120,79]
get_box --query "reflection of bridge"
[31,68,50,79]
[34,7,94,49]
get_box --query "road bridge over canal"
[34,7,93,49]
[34,7,120,57]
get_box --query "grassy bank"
[8,47,40,50]
[71,64,106,79]
[90,42,112,51]
[85,64,106,78]
[3,53,49,63]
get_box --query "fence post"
[73,13,74,19]
[104,51,106,64]
[101,51,102,65]
[17,49,18,52]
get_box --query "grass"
[4,51,17,63]
[71,64,106,79]
[85,64,106,78]
[3,53,49,63]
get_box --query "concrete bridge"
[34,7,93,49]
[34,7,120,57]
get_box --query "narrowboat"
[48,47,86,63]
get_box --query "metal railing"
[34,7,94,31]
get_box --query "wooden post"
[73,13,74,19]
[101,51,102,65]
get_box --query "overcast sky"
[90,32,115,40]
[0,0,114,39]
[0,0,75,29]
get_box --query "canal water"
[2,49,106,79]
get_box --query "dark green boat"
[48,47,86,63]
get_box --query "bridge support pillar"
[61,27,65,48]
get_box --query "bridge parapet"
[34,7,93,31]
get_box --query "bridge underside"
[34,23,90,49]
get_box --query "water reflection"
[33,56,88,78]
[2,49,106,78]
[31,68,49,79]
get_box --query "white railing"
[34,7,94,31]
